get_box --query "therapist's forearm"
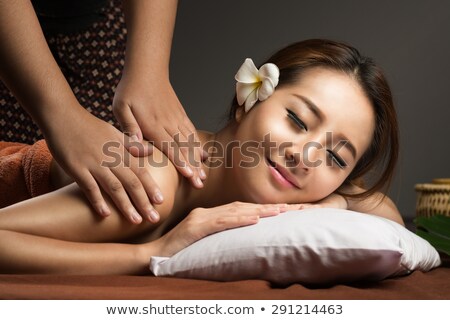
[0,0,82,132]
[122,0,178,79]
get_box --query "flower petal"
[258,79,275,101]
[235,58,260,83]
[244,88,258,112]
[259,63,280,87]
[236,82,259,106]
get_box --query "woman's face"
[230,67,375,204]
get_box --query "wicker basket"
[415,178,450,217]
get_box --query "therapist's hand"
[113,76,207,189]
[45,104,161,224]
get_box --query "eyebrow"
[293,94,325,122]
[334,133,357,160]
[293,94,358,160]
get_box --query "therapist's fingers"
[114,100,142,145]
[74,170,111,217]
[154,129,200,182]
[170,127,204,188]
[114,104,153,157]
[94,167,143,224]
[177,122,206,182]
[112,159,162,223]
[125,135,154,157]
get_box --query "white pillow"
[149,209,441,285]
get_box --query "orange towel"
[0,140,53,208]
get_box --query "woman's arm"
[0,147,179,274]
[0,144,180,243]
[0,229,160,274]
[0,185,163,274]
[0,177,288,274]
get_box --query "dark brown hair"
[229,39,399,200]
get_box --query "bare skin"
[0,129,402,274]
[0,0,205,225]
[0,68,404,274]
[0,131,290,274]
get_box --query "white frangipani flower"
[235,58,280,112]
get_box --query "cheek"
[247,103,287,139]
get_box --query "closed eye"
[286,108,307,131]
[327,150,347,169]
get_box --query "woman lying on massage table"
[0,39,403,274]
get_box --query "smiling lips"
[266,158,300,189]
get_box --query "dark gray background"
[168,0,450,221]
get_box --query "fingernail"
[99,204,110,217]
[199,169,207,180]
[131,209,142,223]
[148,209,160,223]
[154,191,164,203]
[196,177,203,187]
[202,149,209,160]
[185,166,194,177]
[131,135,139,142]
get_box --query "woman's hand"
[113,76,207,190]
[153,202,290,257]
[297,193,348,210]
[44,105,161,224]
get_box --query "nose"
[284,147,311,173]
[284,141,323,173]
[285,148,298,167]
[302,141,322,170]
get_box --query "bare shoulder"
[132,131,215,241]
[143,145,181,221]
[0,147,185,244]
[145,129,214,216]
[349,193,404,226]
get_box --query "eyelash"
[286,108,347,169]
[286,108,307,131]
[327,151,347,169]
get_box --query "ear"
[235,106,245,123]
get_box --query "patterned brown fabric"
[0,0,124,143]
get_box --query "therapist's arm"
[114,0,207,189]
[0,0,161,224]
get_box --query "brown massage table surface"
[1,268,449,299]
